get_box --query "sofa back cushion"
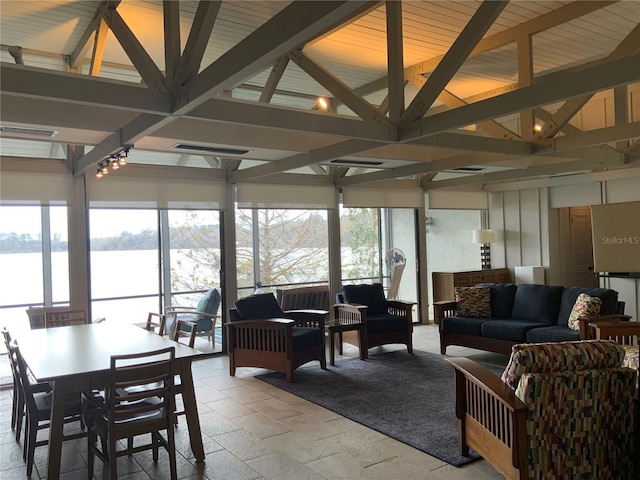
[557,287,619,326]
[487,283,517,319]
[500,340,625,390]
[342,283,387,315]
[510,284,564,325]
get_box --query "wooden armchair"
[445,341,636,480]
[165,288,220,345]
[226,293,327,382]
[334,283,414,354]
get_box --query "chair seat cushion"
[526,325,579,343]
[177,316,212,333]
[292,327,323,352]
[480,319,544,342]
[440,316,487,336]
[367,314,408,334]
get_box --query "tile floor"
[0,324,509,479]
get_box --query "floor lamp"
[473,229,495,270]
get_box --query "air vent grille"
[330,159,384,166]
[0,125,59,137]
[452,167,483,172]
[171,143,249,155]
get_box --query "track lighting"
[95,147,130,178]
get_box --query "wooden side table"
[325,319,367,366]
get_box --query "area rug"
[256,349,504,467]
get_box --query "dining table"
[17,321,210,479]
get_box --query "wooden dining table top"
[17,322,208,382]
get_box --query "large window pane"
[168,210,221,306]
[89,209,161,324]
[340,207,382,283]
[236,208,329,296]
[50,205,69,303]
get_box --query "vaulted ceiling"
[1,1,639,191]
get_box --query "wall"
[488,170,640,321]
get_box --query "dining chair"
[2,328,51,443]
[11,341,85,478]
[45,308,88,328]
[82,346,177,480]
[136,312,166,335]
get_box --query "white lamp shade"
[473,229,495,244]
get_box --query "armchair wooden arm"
[386,299,415,318]
[578,314,632,339]
[433,300,457,325]
[590,320,639,345]
[333,303,368,325]
[444,357,528,480]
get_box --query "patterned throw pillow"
[567,293,602,331]
[454,287,491,317]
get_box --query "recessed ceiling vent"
[452,167,483,172]
[0,125,59,137]
[171,143,250,155]
[330,159,384,166]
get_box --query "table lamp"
[473,229,495,269]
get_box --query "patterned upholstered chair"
[445,341,636,480]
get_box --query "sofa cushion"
[557,287,619,326]
[367,314,408,334]
[440,316,487,336]
[292,327,323,352]
[511,284,563,325]
[454,287,491,317]
[500,340,625,390]
[342,283,387,315]
[235,293,284,320]
[526,325,580,343]
[567,293,602,331]
[480,319,545,343]
[487,283,517,319]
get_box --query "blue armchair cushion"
[367,314,408,334]
[292,327,323,352]
[196,288,220,321]
[511,284,563,325]
[342,283,388,315]
[557,287,619,326]
[235,293,284,320]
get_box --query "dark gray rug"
[256,349,505,467]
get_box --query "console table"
[432,268,510,303]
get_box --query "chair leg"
[152,432,159,462]
[108,436,118,480]
[167,426,178,480]
[10,379,17,430]
[15,391,24,442]
[87,429,96,479]
[25,416,37,478]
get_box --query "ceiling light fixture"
[316,97,328,110]
[533,123,543,132]
[96,147,130,178]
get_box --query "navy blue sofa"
[436,283,628,355]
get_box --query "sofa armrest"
[433,300,457,325]
[444,357,528,471]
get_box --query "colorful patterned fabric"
[516,367,636,480]
[567,293,602,331]
[622,345,639,371]
[500,340,625,390]
[454,287,491,318]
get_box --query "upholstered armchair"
[165,288,220,345]
[445,340,636,480]
[334,283,415,355]
[226,293,327,382]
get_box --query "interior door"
[570,206,599,287]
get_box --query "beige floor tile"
[262,430,341,464]
[247,397,306,420]
[207,397,258,418]
[232,412,292,439]
[307,453,378,480]
[315,432,396,468]
[196,450,262,480]
[213,429,279,461]
[221,385,272,404]
[246,451,327,480]
[277,412,345,441]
